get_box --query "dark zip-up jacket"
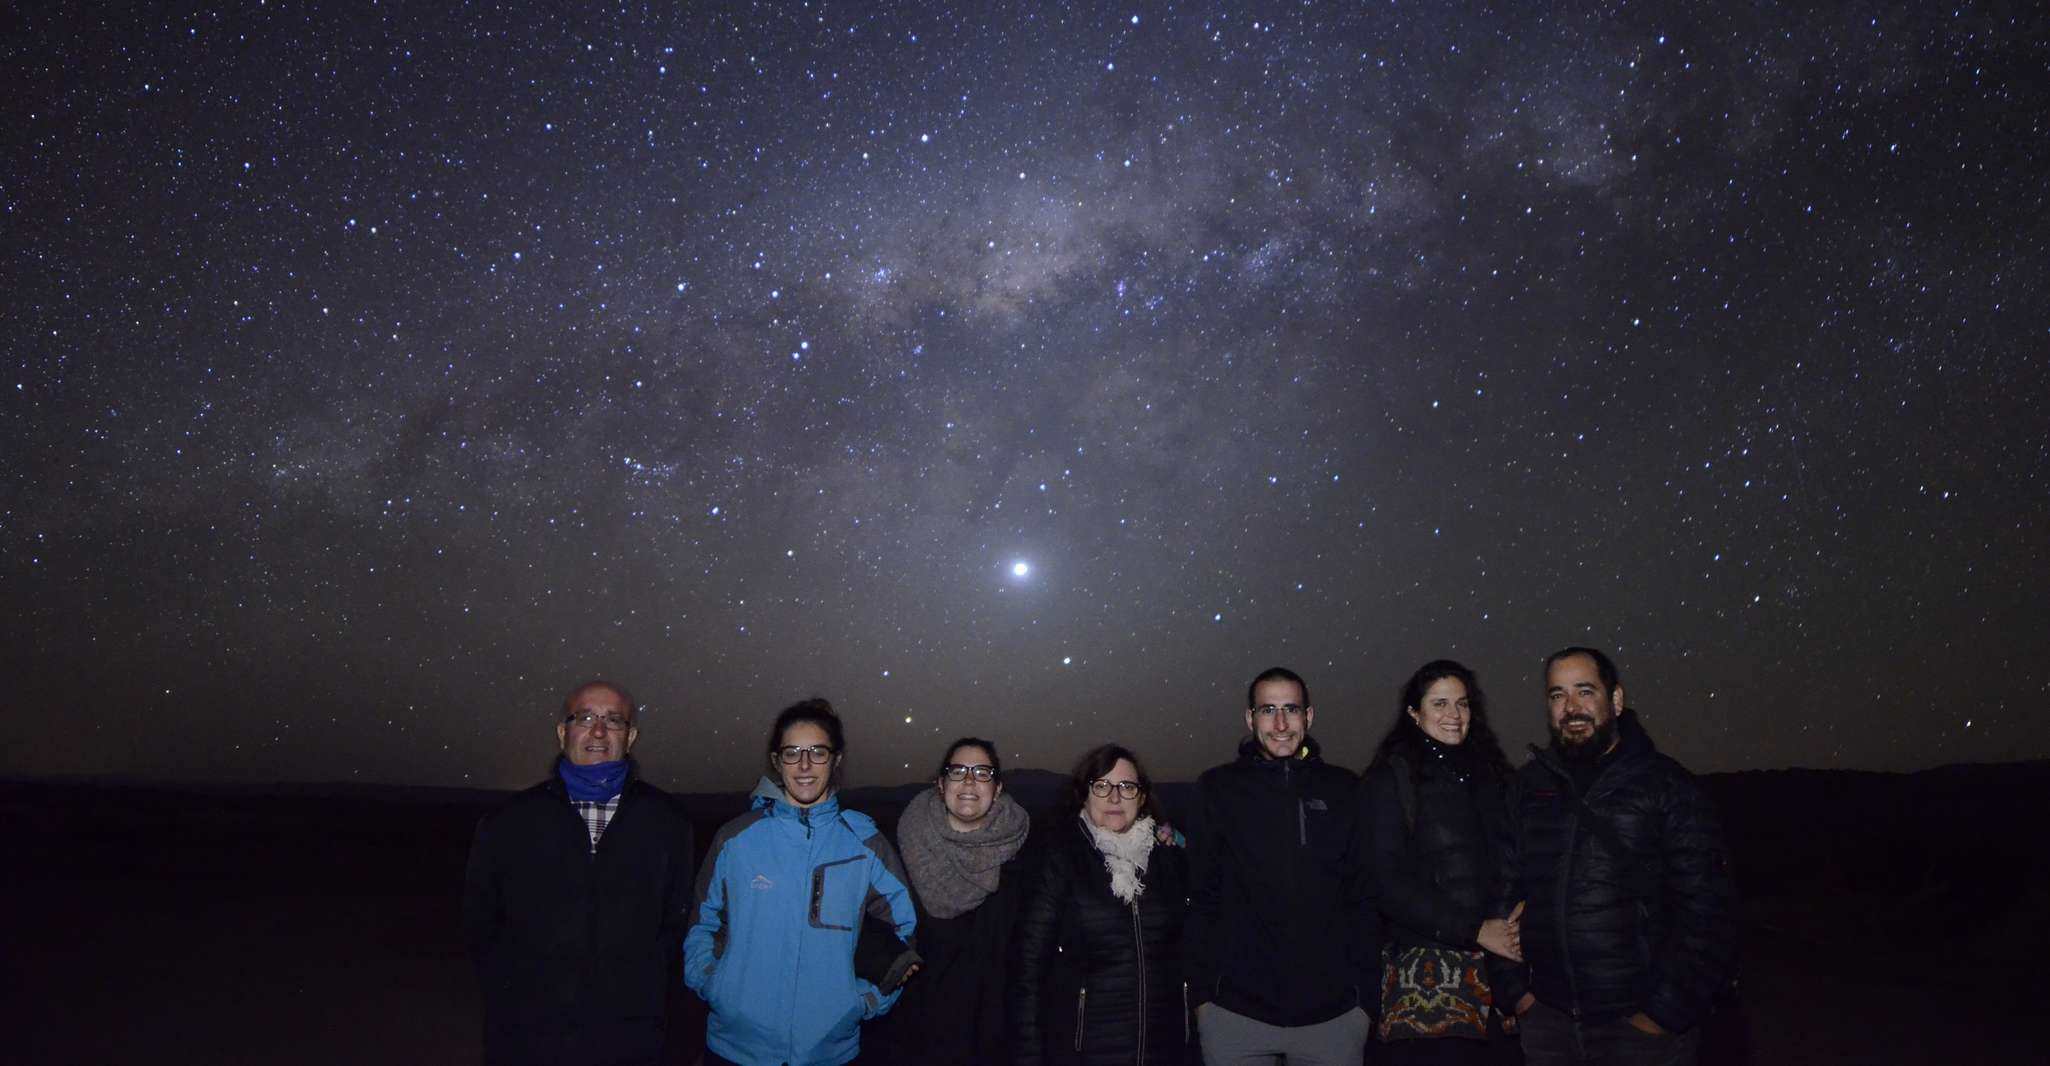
[1488,712,1736,1034]
[1185,736,1379,1027]
[1362,739,1509,953]
[462,768,696,1066]
[1011,815,1191,1066]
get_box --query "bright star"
[1011,561,1030,578]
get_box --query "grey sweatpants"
[1197,1002,1371,1065]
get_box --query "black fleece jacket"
[462,770,696,1066]
[1184,736,1380,1027]
[1488,712,1736,1033]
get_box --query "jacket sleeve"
[1008,835,1071,1066]
[1342,774,1384,1017]
[460,814,500,965]
[660,803,698,957]
[682,825,733,1001]
[1641,767,1737,1033]
[1181,777,1223,1010]
[856,832,920,1019]
[1363,766,1484,949]
[1485,775,1531,1012]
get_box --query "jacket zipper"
[1132,902,1147,1064]
[1549,756,1585,1024]
[1074,986,1087,1052]
[1182,981,1191,1045]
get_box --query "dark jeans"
[1517,1002,1697,1066]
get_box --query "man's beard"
[1552,714,1617,765]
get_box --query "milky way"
[6,2,2046,790]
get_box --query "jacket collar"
[1531,709,1654,788]
[1235,732,1324,766]
[750,774,842,821]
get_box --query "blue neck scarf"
[557,756,628,802]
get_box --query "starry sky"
[6,2,2047,792]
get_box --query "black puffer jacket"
[462,770,696,1066]
[1362,738,1508,952]
[1185,736,1378,1027]
[1011,816,1191,1066]
[1488,712,1736,1033]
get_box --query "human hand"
[1479,901,1525,961]
[1515,993,1536,1017]
[899,963,921,987]
[1477,918,1521,962]
[1627,1012,1666,1035]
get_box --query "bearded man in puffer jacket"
[1490,647,1736,1066]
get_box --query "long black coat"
[1488,712,1736,1033]
[1361,738,1508,953]
[880,851,1032,1066]
[462,772,696,1066]
[1011,817,1191,1066]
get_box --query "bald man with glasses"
[462,680,696,1066]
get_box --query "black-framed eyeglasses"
[565,711,632,731]
[1089,779,1142,800]
[1252,703,1306,719]
[776,744,836,765]
[942,764,998,783]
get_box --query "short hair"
[767,698,844,753]
[935,737,1002,783]
[1067,742,1158,823]
[1544,646,1620,695]
[561,679,637,722]
[1247,666,1310,709]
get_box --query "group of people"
[461,647,1736,1066]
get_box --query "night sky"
[7,2,2046,792]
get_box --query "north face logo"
[750,874,774,891]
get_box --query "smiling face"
[1245,677,1314,759]
[939,742,1001,832]
[555,683,637,766]
[1409,676,1471,746]
[1084,757,1142,833]
[1547,652,1622,758]
[775,719,840,808]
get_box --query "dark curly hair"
[1366,660,1511,781]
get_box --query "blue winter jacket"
[684,779,918,1066]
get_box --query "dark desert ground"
[8,762,2045,1065]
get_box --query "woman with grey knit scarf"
[883,737,1033,1066]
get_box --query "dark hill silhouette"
[5,761,2045,1063]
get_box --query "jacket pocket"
[1074,986,1088,1052]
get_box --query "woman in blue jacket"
[684,699,919,1066]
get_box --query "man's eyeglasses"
[1252,703,1306,719]
[776,744,836,765]
[1089,779,1143,800]
[565,711,632,731]
[942,764,998,783]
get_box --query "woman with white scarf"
[884,737,1033,1066]
[1012,743,1192,1066]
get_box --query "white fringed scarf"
[1082,813,1157,904]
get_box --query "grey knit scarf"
[896,788,1030,918]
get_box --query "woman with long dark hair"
[1011,743,1192,1065]
[1363,661,1522,1064]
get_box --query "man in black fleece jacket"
[1186,667,1380,1065]
[1490,647,1735,1066]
